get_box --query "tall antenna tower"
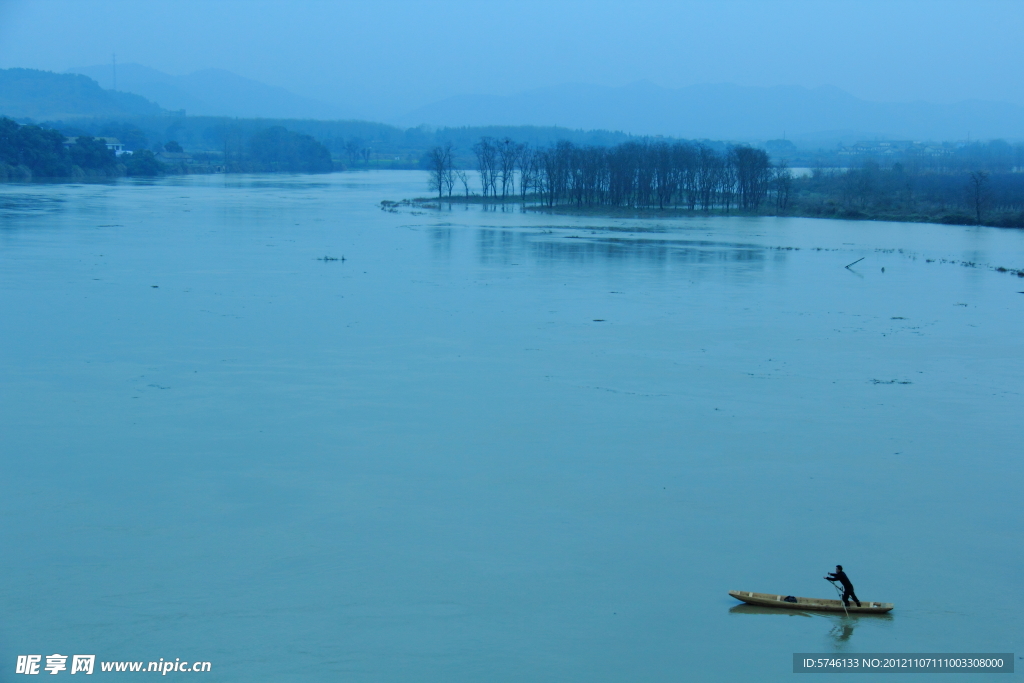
[112,52,117,91]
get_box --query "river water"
[1,171,1021,681]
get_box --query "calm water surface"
[1,172,1021,681]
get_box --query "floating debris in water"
[870,379,913,385]
[317,255,345,262]
[845,257,864,269]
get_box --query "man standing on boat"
[825,565,861,607]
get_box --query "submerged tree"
[426,143,454,199]
[496,137,523,198]
[472,137,497,197]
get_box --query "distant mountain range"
[66,63,350,120]
[4,65,1024,143]
[397,81,1024,141]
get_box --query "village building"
[154,151,194,166]
[62,136,128,156]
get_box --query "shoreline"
[397,194,1024,230]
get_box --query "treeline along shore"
[0,114,634,179]
[6,108,1024,230]
[421,137,1024,229]
[0,117,333,179]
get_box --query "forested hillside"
[0,69,166,120]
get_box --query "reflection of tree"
[464,227,776,275]
[428,228,452,258]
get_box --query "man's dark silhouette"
[825,565,861,607]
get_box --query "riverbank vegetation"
[0,117,333,179]
[421,137,1024,228]
[0,117,126,180]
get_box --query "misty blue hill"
[68,64,351,120]
[0,68,165,121]
[397,81,1024,141]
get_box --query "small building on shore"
[154,151,194,166]
[63,136,127,155]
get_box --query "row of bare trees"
[472,137,530,198]
[531,140,791,211]
[426,137,1024,225]
[429,138,791,212]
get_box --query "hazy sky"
[2,0,1023,119]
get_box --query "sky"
[2,0,1023,120]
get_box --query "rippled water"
[1,172,1021,681]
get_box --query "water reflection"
[219,177,333,190]
[475,202,522,213]
[729,604,894,651]
[4,171,1018,683]
[472,226,772,272]
[728,603,811,618]
[828,619,856,647]
[429,227,453,258]
[0,192,67,217]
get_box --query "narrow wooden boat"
[729,590,893,613]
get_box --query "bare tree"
[443,146,456,198]
[472,137,498,197]
[517,146,535,200]
[496,138,523,198]
[730,145,771,211]
[456,169,471,197]
[771,161,793,213]
[674,143,699,210]
[426,143,454,199]
[695,145,720,211]
[968,170,989,224]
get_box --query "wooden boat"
[729,590,893,613]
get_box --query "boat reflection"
[730,602,893,650]
[728,602,894,621]
[728,603,812,617]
